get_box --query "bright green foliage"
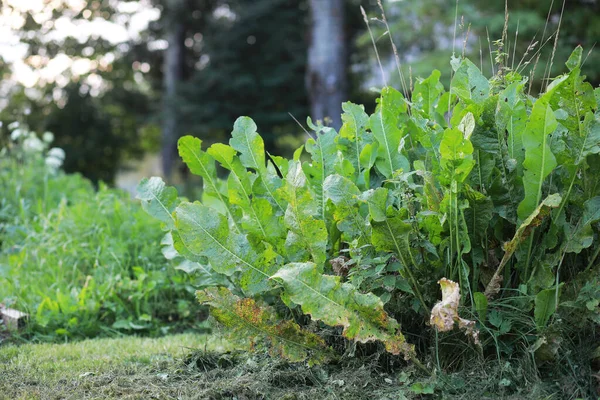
[207,143,284,244]
[451,58,490,104]
[496,82,527,176]
[197,287,328,365]
[337,102,373,189]
[178,136,241,233]
[302,123,337,224]
[324,174,370,243]
[229,117,286,214]
[230,117,267,174]
[1,130,200,339]
[137,177,180,230]
[370,87,410,179]
[140,47,600,368]
[175,202,279,296]
[413,70,444,117]
[439,127,475,184]
[517,78,565,220]
[278,161,328,266]
[271,263,412,356]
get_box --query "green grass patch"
[1,333,592,399]
[0,334,230,399]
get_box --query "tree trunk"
[162,0,186,179]
[306,0,346,131]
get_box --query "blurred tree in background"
[0,0,598,184]
[0,0,157,184]
[307,0,347,131]
[176,0,310,155]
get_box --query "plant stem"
[435,328,441,372]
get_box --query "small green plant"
[139,46,599,374]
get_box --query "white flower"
[10,129,24,141]
[23,135,44,153]
[47,147,65,161]
[42,131,54,143]
[45,155,63,170]
[8,121,19,130]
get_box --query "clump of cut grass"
[1,333,583,399]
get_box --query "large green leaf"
[496,82,527,174]
[450,58,490,104]
[463,185,493,243]
[323,174,370,243]
[208,143,284,244]
[278,161,328,266]
[369,87,410,179]
[175,202,279,295]
[302,128,337,223]
[534,286,561,329]
[359,141,379,189]
[271,262,414,357]
[337,102,374,189]
[360,187,388,223]
[229,116,266,174]
[136,177,179,230]
[580,112,600,162]
[565,45,583,72]
[413,69,444,117]
[178,136,241,232]
[368,203,429,312]
[517,76,568,220]
[549,48,596,133]
[229,117,286,214]
[197,287,329,365]
[161,231,232,288]
[439,127,475,184]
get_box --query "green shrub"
[0,127,202,339]
[139,47,599,371]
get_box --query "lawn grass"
[0,333,424,400]
[0,333,588,399]
[0,334,231,400]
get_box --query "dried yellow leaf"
[430,278,479,345]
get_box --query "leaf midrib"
[240,130,286,214]
[181,141,241,233]
[184,212,269,279]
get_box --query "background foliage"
[0,127,203,339]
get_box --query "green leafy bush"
[139,47,599,370]
[0,127,202,339]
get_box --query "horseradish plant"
[138,47,600,366]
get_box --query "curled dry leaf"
[430,278,480,345]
